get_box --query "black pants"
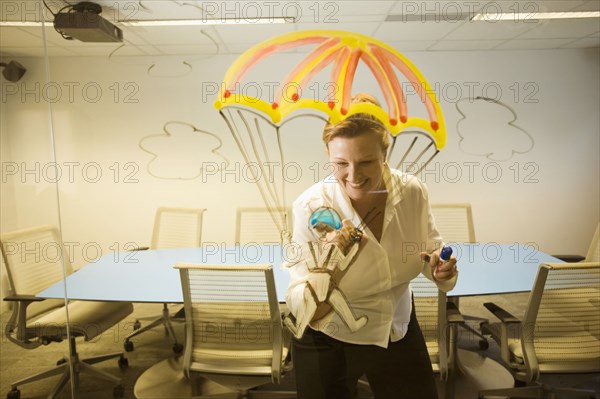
[292,305,438,399]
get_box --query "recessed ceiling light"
[0,16,295,28]
[471,11,600,21]
[119,17,295,27]
[0,21,50,27]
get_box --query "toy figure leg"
[285,284,318,339]
[328,288,368,332]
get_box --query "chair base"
[479,383,600,399]
[134,356,297,399]
[124,303,183,353]
[8,337,127,399]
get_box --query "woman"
[285,93,458,399]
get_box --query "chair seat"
[30,300,133,341]
[509,331,600,363]
[192,347,289,371]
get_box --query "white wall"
[1,47,598,276]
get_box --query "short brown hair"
[322,93,390,153]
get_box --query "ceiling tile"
[570,0,600,11]
[475,0,588,13]
[287,1,393,23]
[61,45,150,56]
[213,23,296,45]
[223,42,261,54]
[374,20,463,41]
[0,47,44,57]
[107,44,164,56]
[153,44,221,55]
[384,40,438,51]
[387,0,486,16]
[445,20,536,40]
[0,27,44,47]
[535,0,593,12]
[119,26,220,45]
[518,18,600,39]
[429,39,507,51]
[294,22,382,37]
[496,38,576,49]
[560,36,600,48]
[333,1,396,16]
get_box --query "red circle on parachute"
[224,90,231,98]
[291,93,299,102]
[400,116,407,123]
[431,121,439,131]
[328,101,335,109]
[390,118,397,126]
[272,102,279,110]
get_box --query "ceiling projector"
[54,2,123,43]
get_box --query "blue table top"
[37,243,562,303]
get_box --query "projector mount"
[53,1,123,43]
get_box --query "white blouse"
[285,167,458,348]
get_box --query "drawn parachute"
[215,30,448,242]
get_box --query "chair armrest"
[4,294,48,349]
[446,301,465,324]
[4,294,46,302]
[130,246,150,251]
[551,254,585,262]
[483,302,520,323]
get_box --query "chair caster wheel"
[478,339,489,350]
[124,340,134,352]
[56,358,67,366]
[118,355,129,369]
[173,343,183,354]
[113,384,124,398]
[133,320,141,330]
[7,388,20,399]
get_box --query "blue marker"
[423,245,453,263]
[440,246,453,262]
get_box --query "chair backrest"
[585,224,600,262]
[411,274,449,380]
[430,203,476,243]
[176,263,287,388]
[235,207,291,245]
[151,207,205,249]
[522,262,600,377]
[0,225,71,319]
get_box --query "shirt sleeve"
[284,197,315,317]
[419,180,458,293]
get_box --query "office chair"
[1,225,133,399]
[585,223,599,262]
[124,207,205,354]
[431,203,490,349]
[552,223,599,263]
[176,263,294,398]
[479,262,600,399]
[411,274,464,399]
[235,207,291,245]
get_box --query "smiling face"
[327,130,387,203]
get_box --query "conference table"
[37,242,562,399]
[39,242,561,302]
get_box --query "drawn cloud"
[139,121,229,180]
[456,97,534,161]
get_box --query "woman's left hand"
[420,250,458,281]
[324,219,365,255]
